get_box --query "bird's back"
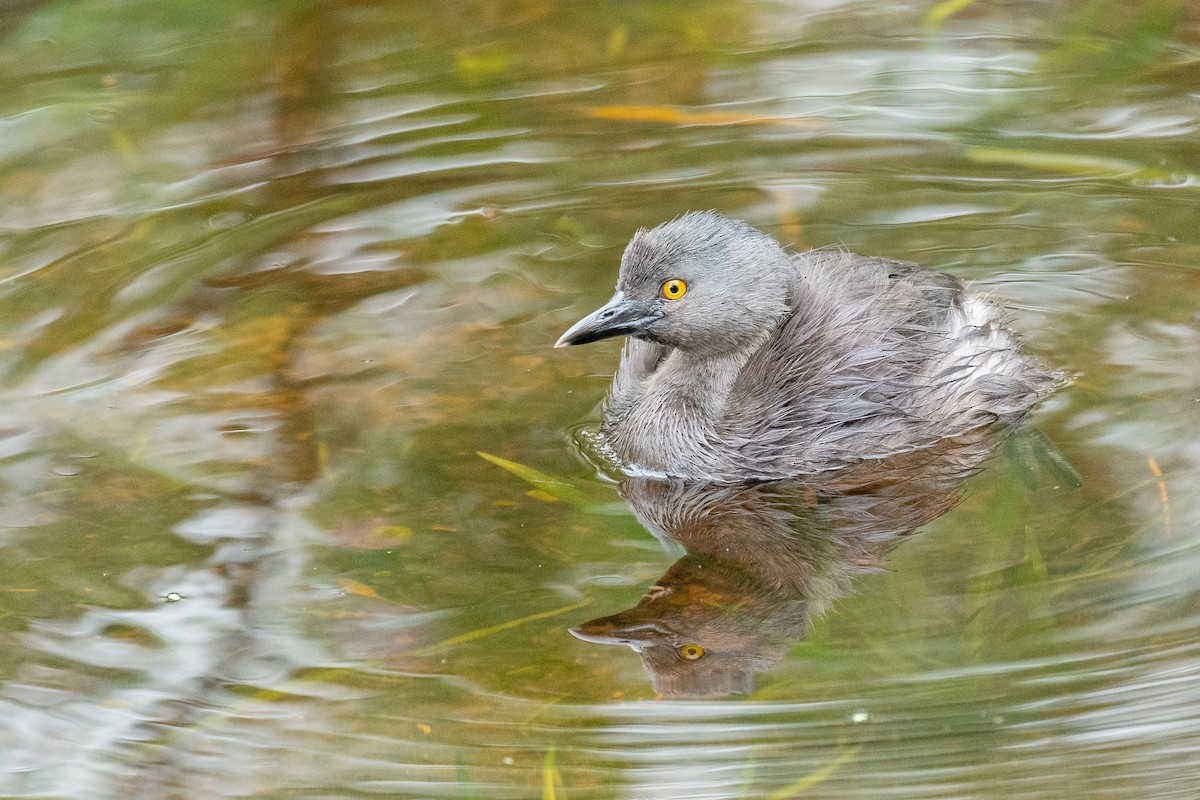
[719,250,1061,478]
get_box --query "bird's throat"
[607,344,759,476]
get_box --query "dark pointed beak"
[569,613,665,645]
[555,291,661,348]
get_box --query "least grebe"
[557,211,1062,481]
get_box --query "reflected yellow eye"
[661,279,688,300]
[679,644,705,660]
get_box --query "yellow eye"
[661,279,688,300]
[679,644,705,660]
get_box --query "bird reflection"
[572,441,995,699]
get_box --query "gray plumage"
[557,211,1062,481]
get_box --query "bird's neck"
[606,338,766,475]
[658,348,753,418]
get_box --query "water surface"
[2,0,1200,797]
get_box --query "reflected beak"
[555,291,661,348]
[569,614,664,645]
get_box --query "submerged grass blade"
[478,451,594,510]
[404,598,592,657]
[737,756,759,799]
[1042,0,1183,83]
[924,0,980,30]
[964,145,1195,183]
[1004,427,1082,491]
[764,744,860,799]
[585,105,820,128]
[543,748,555,800]
[456,753,485,800]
